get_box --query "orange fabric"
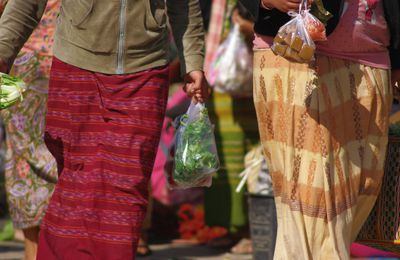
[253,49,392,259]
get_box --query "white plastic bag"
[235,145,273,195]
[209,24,253,97]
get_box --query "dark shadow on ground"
[139,244,227,260]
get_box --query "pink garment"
[317,0,390,68]
[351,243,399,257]
[150,118,175,205]
[204,0,227,76]
[253,33,274,49]
[253,0,390,69]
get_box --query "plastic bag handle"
[179,114,188,126]
[197,102,206,109]
[235,158,264,193]
[287,0,308,16]
[301,0,308,13]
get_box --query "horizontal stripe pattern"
[253,49,392,259]
[37,58,169,260]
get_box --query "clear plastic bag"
[304,11,327,41]
[209,24,253,97]
[272,0,326,63]
[168,102,220,189]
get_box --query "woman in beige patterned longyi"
[242,0,400,258]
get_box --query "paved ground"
[0,240,252,260]
[0,241,24,260]
[0,240,399,260]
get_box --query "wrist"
[261,0,274,10]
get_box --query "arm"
[167,0,209,103]
[232,8,255,47]
[166,0,204,75]
[261,0,311,13]
[0,0,48,71]
[238,0,260,20]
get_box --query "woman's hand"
[261,0,301,12]
[261,0,313,13]
[183,70,210,104]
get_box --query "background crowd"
[0,0,399,259]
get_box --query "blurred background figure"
[203,0,259,254]
[0,1,59,259]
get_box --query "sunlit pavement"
[0,240,254,260]
[0,240,398,260]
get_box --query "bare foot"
[231,238,253,255]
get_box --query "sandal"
[230,238,253,255]
[207,234,239,249]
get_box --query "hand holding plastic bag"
[168,102,220,189]
[209,24,253,97]
[272,0,326,63]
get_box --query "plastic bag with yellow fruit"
[271,0,326,63]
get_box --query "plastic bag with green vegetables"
[169,102,220,189]
[0,73,26,110]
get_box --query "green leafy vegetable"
[0,72,26,109]
[173,106,219,186]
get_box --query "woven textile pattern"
[36,58,169,259]
[253,49,392,259]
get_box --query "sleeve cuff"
[181,54,204,75]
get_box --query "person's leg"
[253,50,392,260]
[14,228,24,242]
[0,84,57,258]
[38,58,169,260]
[137,185,153,257]
[23,226,40,260]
